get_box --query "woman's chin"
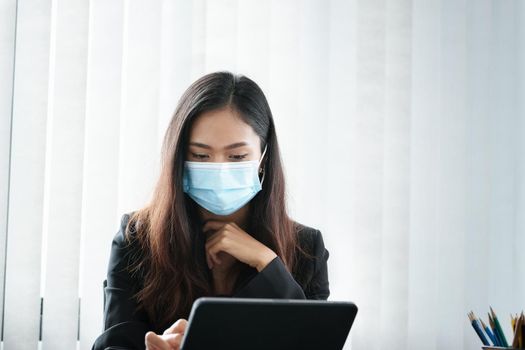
[199,203,250,223]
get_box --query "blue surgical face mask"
[182,145,268,216]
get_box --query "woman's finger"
[162,333,184,349]
[145,331,171,350]
[203,220,229,233]
[205,229,226,249]
[204,227,225,269]
[207,249,221,267]
[163,318,188,335]
[205,228,234,252]
[205,238,226,267]
[206,250,214,269]
[207,240,232,267]
[204,228,225,249]
[206,240,224,266]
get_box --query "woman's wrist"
[255,249,278,272]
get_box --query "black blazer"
[92,212,330,350]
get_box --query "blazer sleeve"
[303,229,330,300]
[233,229,330,300]
[92,213,151,350]
[233,255,306,299]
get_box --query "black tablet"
[179,297,358,350]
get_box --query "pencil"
[468,311,490,346]
[521,313,524,348]
[514,312,524,349]
[480,318,497,346]
[489,313,501,346]
[519,312,524,349]
[491,307,509,347]
[512,314,519,348]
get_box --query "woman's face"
[186,105,262,225]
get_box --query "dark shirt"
[92,212,330,350]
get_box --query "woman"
[92,71,330,350]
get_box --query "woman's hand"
[145,319,187,350]
[203,220,277,272]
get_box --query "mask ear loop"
[258,144,268,186]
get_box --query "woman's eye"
[230,154,248,160]
[191,153,209,159]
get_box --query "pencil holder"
[482,347,517,350]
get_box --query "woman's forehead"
[189,107,260,149]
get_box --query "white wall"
[0,1,523,349]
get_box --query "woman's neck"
[211,262,242,295]
[198,203,251,231]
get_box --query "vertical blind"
[0,0,523,349]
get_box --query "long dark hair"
[124,71,308,331]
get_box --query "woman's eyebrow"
[189,141,249,150]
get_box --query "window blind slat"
[3,0,52,348]
[407,1,442,349]
[267,0,301,215]
[116,0,162,216]
[0,0,17,341]
[157,0,194,147]
[77,0,125,348]
[237,0,271,90]
[204,0,237,73]
[40,0,89,348]
[378,1,412,349]
[486,0,520,311]
[349,2,387,350]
